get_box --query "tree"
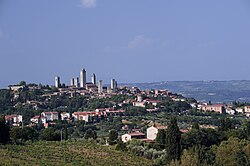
[181,128,221,149]
[0,116,10,144]
[116,138,127,151]
[165,116,181,162]
[181,149,199,166]
[84,128,97,140]
[219,118,235,131]
[64,125,68,140]
[10,127,38,144]
[21,127,38,142]
[168,160,180,166]
[215,137,249,166]
[108,129,118,145]
[40,128,60,141]
[244,121,250,138]
[19,81,26,86]
[191,122,200,130]
[156,129,166,146]
[10,127,21,144]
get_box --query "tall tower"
[80,68,86,89]
[111,79,115,90]
[98,80,103,94]
[55,76,60,88]
[75,77,79,88]
[115,80,118,90]
[111,79,117,90]
[70,78,75,87]
[91,73,96,85]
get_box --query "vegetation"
[165,116,181,162]
[0,141,153,166]
[108,129,118,145]
[0,116,10,144]
[2,83,250,165]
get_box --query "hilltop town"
[4,68,250,129]
[1,68,250,165]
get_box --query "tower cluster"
[54,68,118,94]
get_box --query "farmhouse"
[147,126,167,140]
[201,104,225,114]
[121,132,146,142]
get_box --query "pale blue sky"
[0,0,250,87]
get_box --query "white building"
[98,80,103,94]
[121,132,146,142]
[201,104,225,114]
[72,112,89,122]
[226,108,236,115]
[55,76,60,88]
[137,95,143,102]
[91,73,96,85]
[75,77,79,88]
[5,114,23,126]
[9,85,24,91]
[133,101,145,108]
[41,112,59,121]
[80,68,86,89]
[30,116,41,124]
[61,112,70,120]
[111,79,117,90]
[146,126,167,140]
[70,78,75,86]
[236,108,244,113]
[244,106,250,113]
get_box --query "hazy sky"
[0,0,250,87]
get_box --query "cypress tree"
[156,129,166,145]
[64,124,68,140]
[166,116,181,162]
[0,116,10,144]
[108,129,118,145]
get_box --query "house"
[190,103,197,108]
[244,106,250,114]
[72,112,90,122]
[133,101,145,107]
[30,115,47,124]
[121,132,146,142]
[236,108,244,113]
[146,126,167,140]
[30,115,41,124]
[105,109,125,116]
[5,114,23,126]
[146,108,160,112]
[9,85,24,91]
[144,99,162,106]
[41,112,59,121]
[201,104,225,113]
[61,112,70,120]
[226,108,236,115]
[86,83,98,90]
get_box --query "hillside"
[123,80,250,103]
[0,141,154,166]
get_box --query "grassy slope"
[0,141,154,166]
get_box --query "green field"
[0,141,154,166]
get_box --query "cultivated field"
[0,141,153,166]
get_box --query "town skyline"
[1,0,250,88]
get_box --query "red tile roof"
[5,114,18,120]
[42,112,58,115]
[155,126,167,129]
[128,132,145,136]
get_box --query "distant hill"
[122,80,250,103]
